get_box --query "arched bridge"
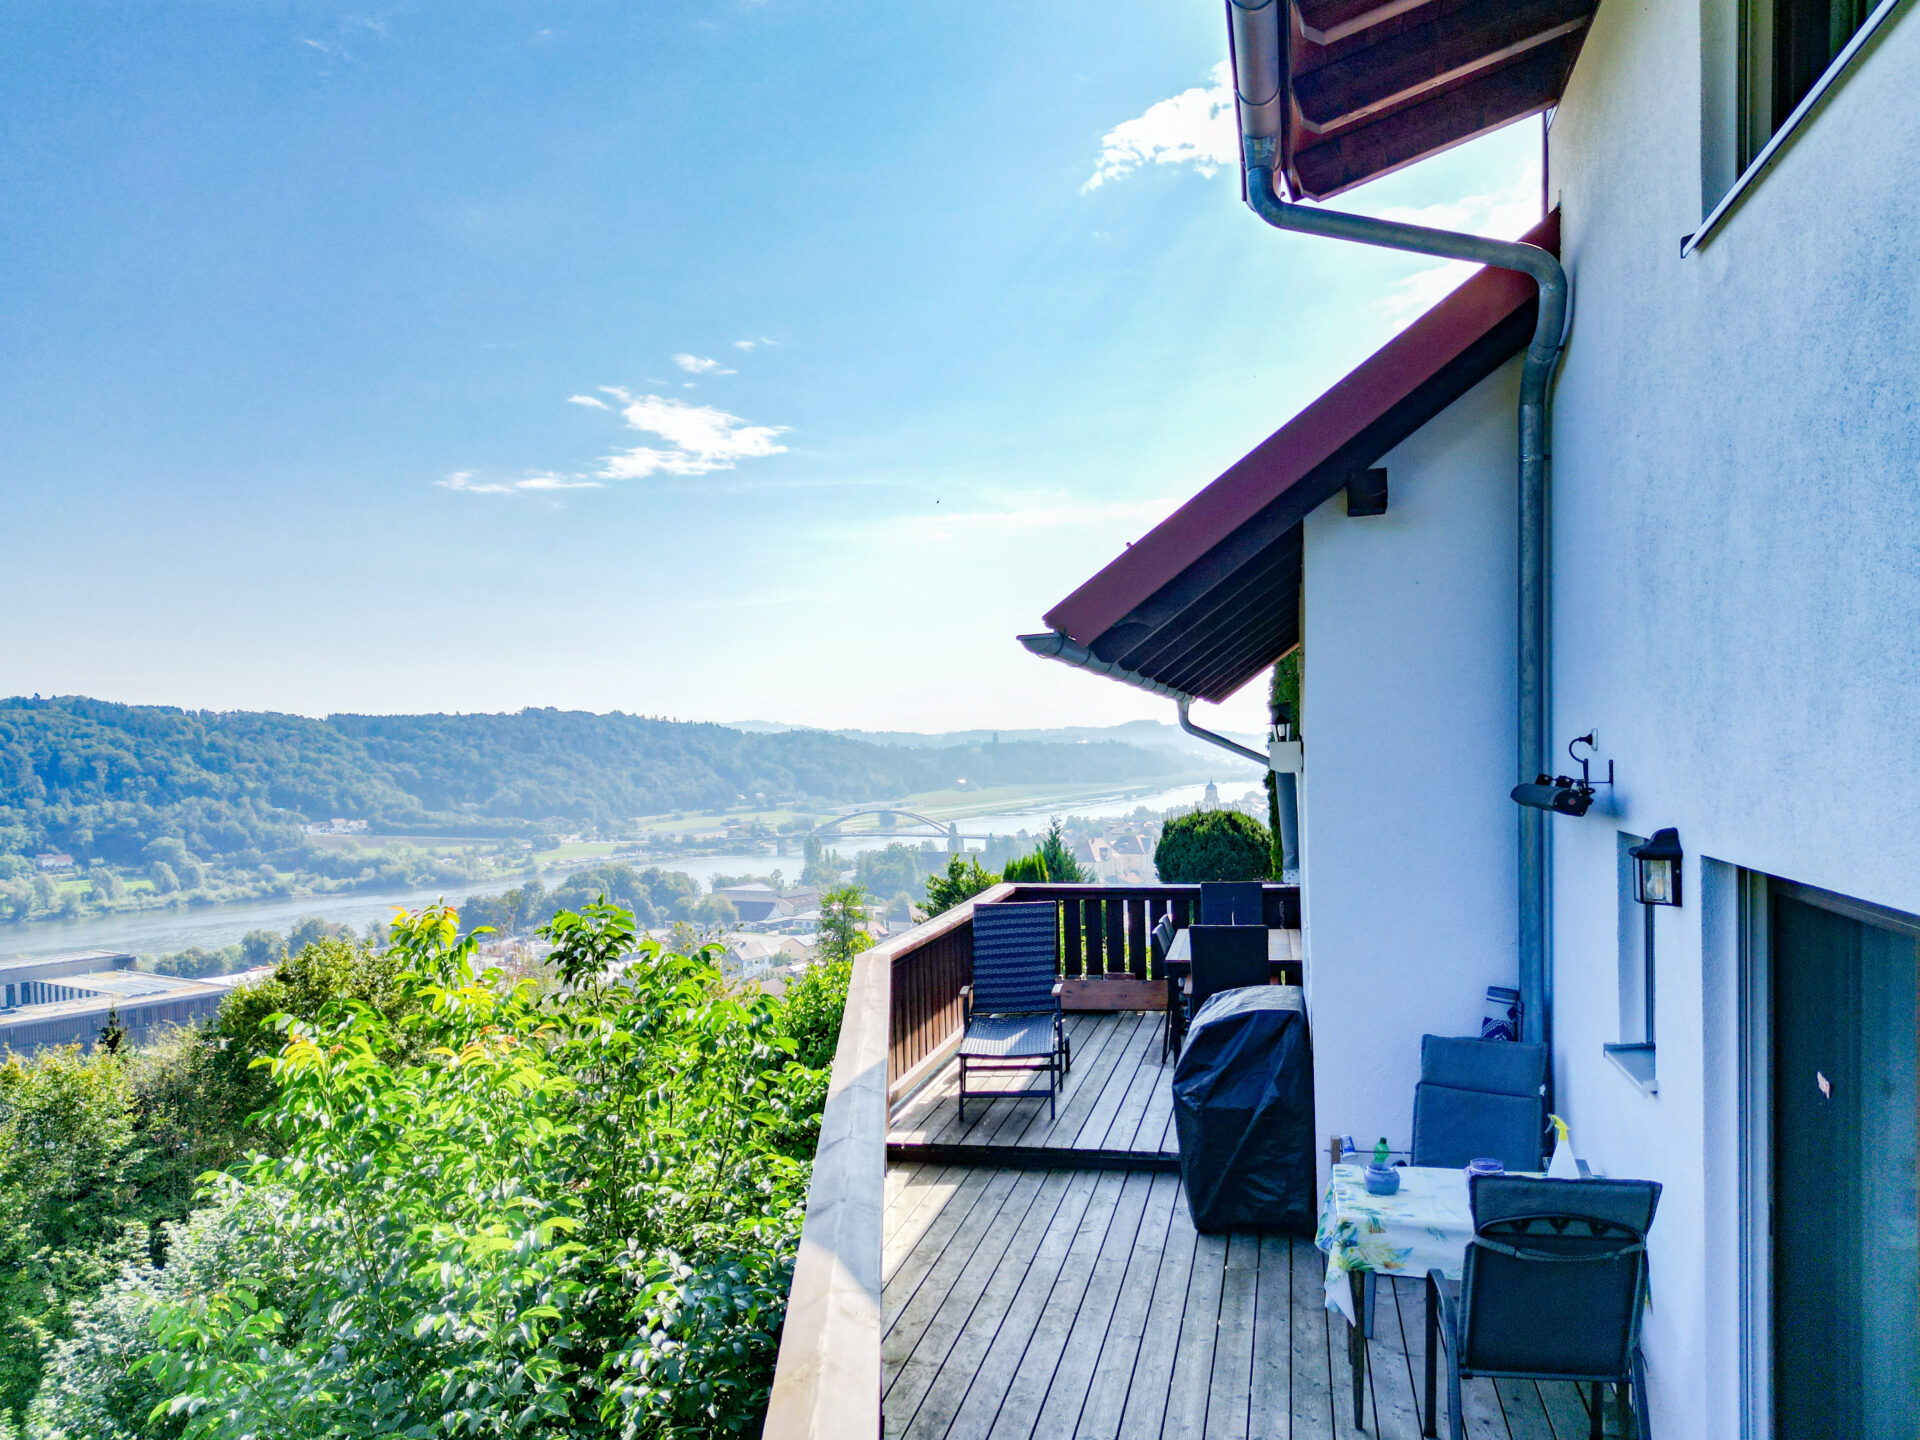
[807,809,995,850]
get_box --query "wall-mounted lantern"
[1628,828,1683,907]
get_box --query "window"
[1605,832,1658,1092]
[1742,0,1875,164]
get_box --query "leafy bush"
[922,854,999,917]
[1153,809,1272,883]
[132,903,842,1438]
[999,818,1088,883]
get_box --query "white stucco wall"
[1299,361,1521,1173]
[1539,8,1920,1438]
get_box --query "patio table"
[1163,925,1303,976]
[1315,1162,1477,1428]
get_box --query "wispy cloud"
[732,336,777,351]
[594,389,789,480]
[1366,173,1544,326]
[438,469,603,497]
[672,352,736,376]
[567,394,609,409]
[1084,62,1237,193]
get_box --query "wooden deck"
[888,1012,1180,1170]
[882,1012,1633,1440]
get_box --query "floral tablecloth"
[1315,1164,1474,1321]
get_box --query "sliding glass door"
[1768,884,1919,1438]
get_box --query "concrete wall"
[1539,9,1920,1437]
[1299,361,1521,1170]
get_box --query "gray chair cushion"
[1420,1034,1548,1097]
[1412,1083,1545,1171]
[958,1013,1059,1059]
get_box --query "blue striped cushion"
[969,902,1059,1012]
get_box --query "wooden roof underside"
[1281,0,1597,198]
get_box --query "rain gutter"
[1226,0,1568,1050]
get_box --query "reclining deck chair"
[957,902,1070,1122]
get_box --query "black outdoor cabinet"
[1171,986,1316,1233]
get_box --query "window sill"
[1684,0,1908,256]
[1604,1042,1659,1096]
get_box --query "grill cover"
[1172,986,1317,1233]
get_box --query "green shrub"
[922,854,999,917]
[1153,809,1272,883]
[133,902,843,1439]
[999,819,1088,884]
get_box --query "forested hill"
[0,697,1186,865]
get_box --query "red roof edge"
[1043,212,1559,647]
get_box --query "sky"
[0,2,1543,739]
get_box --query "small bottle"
[1373,1137,1391,1167]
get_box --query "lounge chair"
[957,902,1070,1122]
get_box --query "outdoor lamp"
[1629,828,1683,906]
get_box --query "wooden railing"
[762,881,1301,1439]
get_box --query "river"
[0,780,1235,963]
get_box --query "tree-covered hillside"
[0,697,1183,866]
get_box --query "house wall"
[1299,361,1521,1173]
[1542,7,1920,1438]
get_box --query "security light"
[1629,828,1683,906]
[1509,732,1612,817]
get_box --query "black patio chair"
[1200,880,1265,926]
[957,902,1069,1122]
[1152,915,1180,1061]
[1174,924,1269,1052]
[1411,1033,1549,1173]
[1425,1174,1661,1440]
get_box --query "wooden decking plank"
[1114,1180,1204,1440]
[1024,1170,1158,1440]
[1286,1237,1334,1440]
[1072,1172,1183,1440]
[1493,1379,1559,1440]
[1161,1225,1230,1440]
[884,1163,1015,1318]
[1199,1230,1261,1439]
[1116,1029,1180,1157]
[901,1170,1095,1440]
[1064,1013,1157,1153]
[1534,1380,1603,1439]
[1247,1234,1292,1440]
[1093,1014,1171,1155]
[908,1016,1093,1149]
[1386,1270,1506,1440]
[941,1014,1115,1150]
[1001,1014,1140,1152]
[886,1167,1047,1412]
[1364,1278,1428,1439]
[886,1164,980,1287]
[974,1169,1134,1440]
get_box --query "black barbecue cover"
[1172,986,1316,1233]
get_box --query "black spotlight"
[1510,774,1597,816]
[1510,733,1612,817]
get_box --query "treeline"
[0,696,1185,868]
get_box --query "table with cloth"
[1316,1163,1475,1427]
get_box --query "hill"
[724,717,1266,762]
[0,696,1188,868]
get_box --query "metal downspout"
[1225,0,1567,1051]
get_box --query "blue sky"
[1,1,1541,737]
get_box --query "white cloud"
[567,394,609,409]
[732,339,757,351]
[596,394,790,480]
[1084,62,1237,192]
[672,353,736,376]
[438,469,603,497]
[1366,173,1546,327]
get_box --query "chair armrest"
[959,985,972,1024]
[1052,982,1063,998]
